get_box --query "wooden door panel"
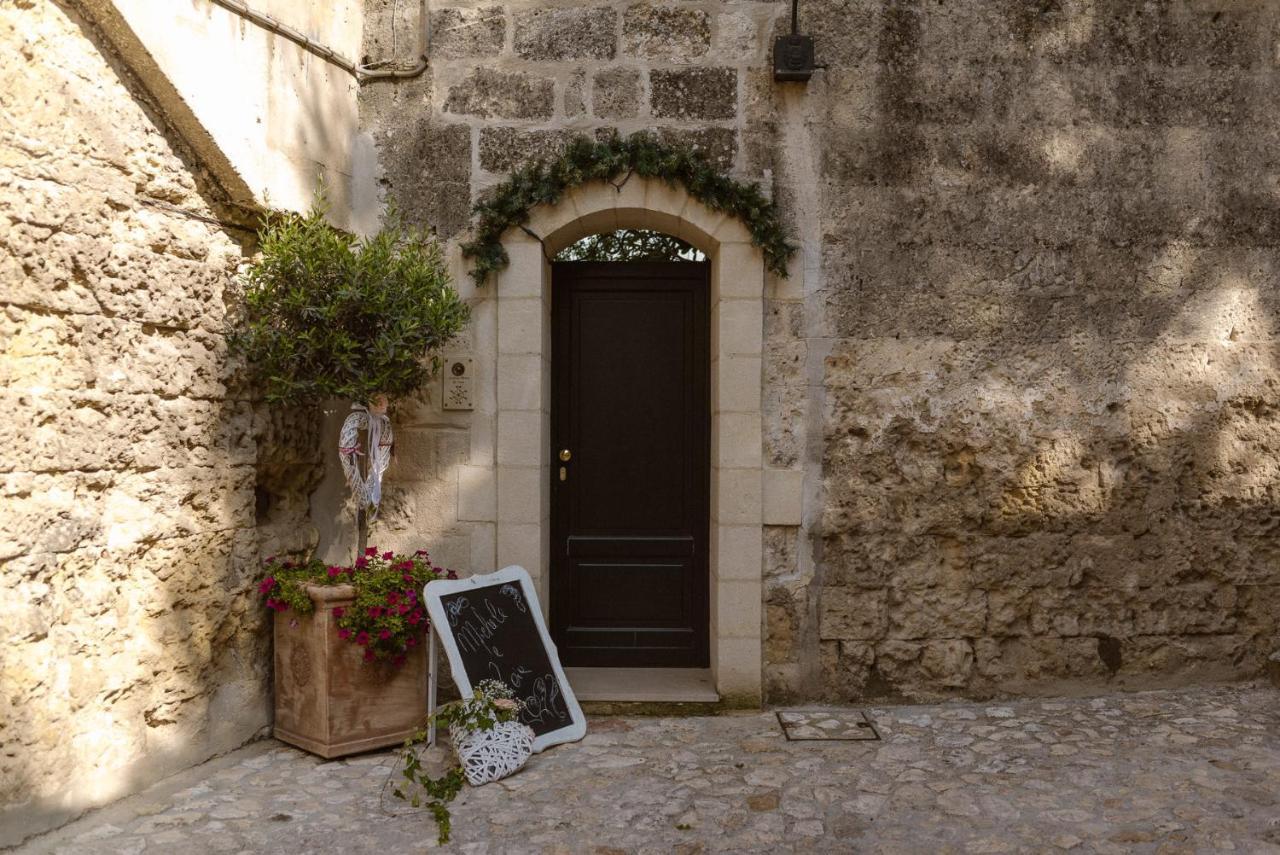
[551,261,710,668]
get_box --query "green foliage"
[462,133,795,285]
[392,681,523,844]
[257,546,452,665]
[231,198,469,405]
[557,228,703,263]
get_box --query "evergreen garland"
[461,133,795,285]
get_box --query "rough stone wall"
[0,1,320,844]
[359,0,1280,703]
[810,0,1280,702]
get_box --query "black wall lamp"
[773,0,817,82]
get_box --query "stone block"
[622,4,711,60]
[592,67,641,120]
[763,524,799,581]
[888,588,987,640]
[819,587,887,641]
[713,523,763,582]
[497,466,541,524]
[513,7,616,61]
[496,354,543,411]
[713,467,762,525]
[479,127,576,174]
[715,354,762,414]
[763,468,803,526]
[564,69,586,117]
[654,127,738,171]
[713,412,762,469]
[650,68,737,120]
[716,580,762,639]
[496,410,542,467]
[444,68,555,120]
[428,6,505,58]
[457,464,496,522]
[919,639,974,689]
[497,298,544,355]
[713,298,764,357]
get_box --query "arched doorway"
[484,178,767,704]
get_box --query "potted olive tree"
[232,200,468,757]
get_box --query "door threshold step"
[564,667,719,703]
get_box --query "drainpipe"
[205,0,428,84]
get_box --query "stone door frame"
[471,178,772,704]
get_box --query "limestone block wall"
[810,0,1280,701]
[357,0,1280,704]
[0,2,321,845]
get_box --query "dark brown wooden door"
[551,261,710,667]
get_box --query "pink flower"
[368,606,383,618]
[258,577,276,594]
[405,636,417,648]
[337,628,351,640]
[327,565,341,578]
[355,631,369,646]
[398,604,410,615]
[354,557,368,569]
[379,629,392,640]
[396,560,413,571]
[402,573,413,583]
[446,569,458,580]
[382,551,394,560]
[387,592,400,606]
[414,549,428,558]
[365,547,377,557]
[332,607,345,619]
[406,591,416,603]
[407,611,420,626]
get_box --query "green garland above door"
[461,133,795,286]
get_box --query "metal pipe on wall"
[204,0,427,83]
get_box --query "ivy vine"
[461,133,795,285]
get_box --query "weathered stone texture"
[1,3,319,846]
[813,0,1280,702]
[592,66,642,120]
[650,67,738,120]
[428,6,505,59]
[622,4,711,61]
[478,127,575,174]
[443,67,555,120]
[513,6,617,61]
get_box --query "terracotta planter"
[273,584,428,758]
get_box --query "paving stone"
[16,684,1280,854]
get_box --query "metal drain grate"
[776,710,881,741]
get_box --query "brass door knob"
[559,449,572,462]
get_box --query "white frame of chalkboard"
[424,565,587,753]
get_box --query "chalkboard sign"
[424,565,586,752]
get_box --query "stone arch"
[476,177,770,705]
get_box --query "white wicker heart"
[450,721,535,786]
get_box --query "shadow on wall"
[0,2,323,846]
[802,0,1280,703]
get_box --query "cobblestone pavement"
[19,684,1280,854]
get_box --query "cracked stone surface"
[18,684,1280,853]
